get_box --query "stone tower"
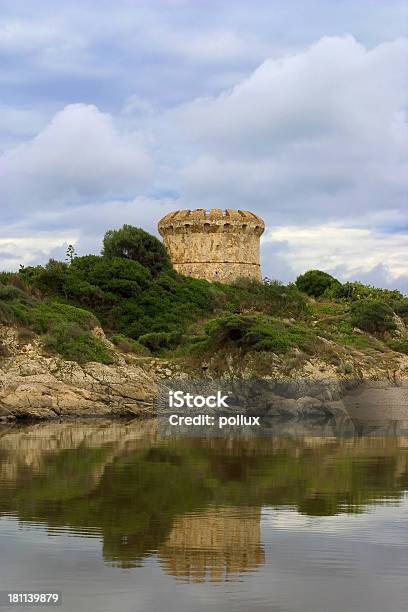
[158,208,265,283]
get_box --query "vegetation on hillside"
[0,224,407,366]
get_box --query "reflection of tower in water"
[158,506,264,582]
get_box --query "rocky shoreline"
[1,324,408,422]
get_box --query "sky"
[0,0,407,291]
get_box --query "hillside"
[0,225,408,419]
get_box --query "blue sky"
[0,0,407,290]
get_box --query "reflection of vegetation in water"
[0,423,408,571]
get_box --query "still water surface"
[0,419,407,611]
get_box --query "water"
[0,419,408,611]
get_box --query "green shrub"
[330,281,403,303]
[186,335,208,344]
[138,331,182,352]
[0,272,14,285]
[393,299,408,321]
[335,320,354,335]
[1,294,109,363]
[230,277,310,317]
[70,256,150,297]
[0,300,15,323]
[110,274,215,338]
[27,259,69,294]
[351,300,396,334]
[296,270,340,297]
[44,323,113,364]
[204,314,315,354]
[0,284,28,301]
[343,362,354,374]
[204,313,255,344]
[111,334,150,355]
[388,339,408,355]
[103,225,171,276]
[18,302,99,335]
[19,255,217,339]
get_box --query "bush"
[330,281,403,303]
[393,299,408,321]
[138,331,182,352]
[0,300,15,323]
[204,314,315,354]
[351,300,396,334]
[70,256,150,298]
[296,270,340,297]
[44,322,113,364]
[1,293,110,363]
[205,314,254,345]
[26,259,69,295]
[103,225,171,276]
[19,254,217,339]
[0,284,28,301]
[18,302,99,335]
[111,334,150,355]
[388,339,408,355]
[230,277,310,317]
[110,274,216,338]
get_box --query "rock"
[296,396,323,410]
[1,317,408,422]
[0,325,156,420]
[392,314,406,337]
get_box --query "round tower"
[158,208,265,283]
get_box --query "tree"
[66,244,77,264]
[102,225,171,276]
[295,270,340,298]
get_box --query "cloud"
[0,196,177,271]
[178,36,408,225]
[1,5,408,294]
[181,36,407,151]
[0,231,78,270]
[0,20,60,53]
[0,104,152,218]
[262,223,408,291]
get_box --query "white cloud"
[0,196,176,271]
[148,28,270,64]
[180,36,408,150]
[0,232,78,271]
[262,224,408,290]
[0,20,60,53]
[1,25,408,292]
[0,104,152,213]
[177,36,408,225]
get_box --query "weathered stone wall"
[158,208,264,283]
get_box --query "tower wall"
[158,209,264,283]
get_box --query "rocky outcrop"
[1,321,408,422]
[0,325,157,420]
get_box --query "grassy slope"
[0,261,407,377]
